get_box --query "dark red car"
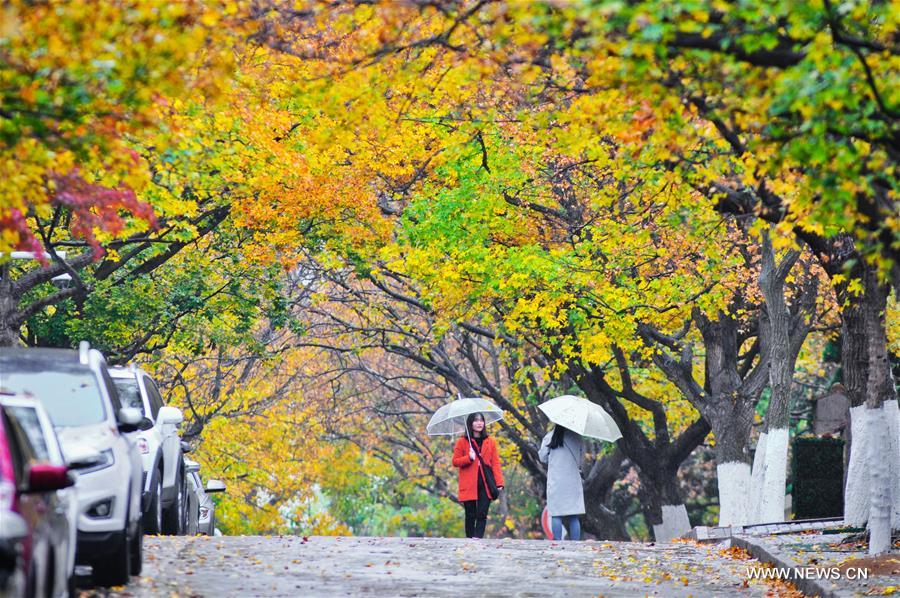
[0,404,74,597]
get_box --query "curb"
[687,518,846,543]
[731,535,843,598]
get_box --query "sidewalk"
[694,520,900,597]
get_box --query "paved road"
[88,536,791,597]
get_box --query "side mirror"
[64,444,104,470]
[205,479,226,493]
[117,407,142,433]
[158,406,183,426]
[26,463,75,492]
[138,417,154,431]
[181,441,192,454]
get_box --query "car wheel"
[179,475,189,535]
[143,471,163,534]
[129,518,143,576]
[161,469,185,535]
[91,529,130,587]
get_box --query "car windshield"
[112,378,145,415]
[0,370,105,427]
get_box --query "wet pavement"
[79,535,802,597]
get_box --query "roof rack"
[78,340,90,365]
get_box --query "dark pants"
[462,480,490,538]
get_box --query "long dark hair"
[465,412,488,438]
[548,425,567,449]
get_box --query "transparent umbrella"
[426,396,504,438]
[538,394,622,442]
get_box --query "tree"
[750,232,817,524]
[0,0,237,253]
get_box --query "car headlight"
[78,449,115,474]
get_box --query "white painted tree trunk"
[652,504,692,542]
[867,404,893,555]
[749,432,768,523]
[717,462,751,526]
[757,427,789,524]
[886,400,900,529]
[844,405,871,526]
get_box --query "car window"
[112,377,145,415]
[3,406,50,461]
[144,378,164,419]
[100,367,122,412]
[0,370,106,427]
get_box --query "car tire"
[143,471,163,535]
[44,548,55,597]
[129,518,143,576]
[91,530,130,587]
[161,469,185,535]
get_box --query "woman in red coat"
[452,412,505,538]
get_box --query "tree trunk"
[753,234,806,524]
[711,401,755,526]
[582,500,630,541]
[863,273,896,555]
[845,404,872,525]
[756,427,789,523]
[887,400,900,529]
[637,465,692,542]
[838,262,898,541]
[749,431,768,523]
[0,265,20,347]
[581,448,630,541]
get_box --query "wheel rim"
[177,477,185,534]
[155,477,163,532]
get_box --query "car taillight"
[137,438,150,455]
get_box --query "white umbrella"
[426,396,504,437]
[538,395,622,442]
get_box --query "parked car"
[0,344,144,587]
[184,460,225,536]
[0,402,75,597]
[109,367,186,535]
[0,395,81,597]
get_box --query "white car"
[0,395,80,597]
[0,343,144,587]
[109,367,185,535]
[184,460,226,536]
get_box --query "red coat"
[452,436,505,501]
